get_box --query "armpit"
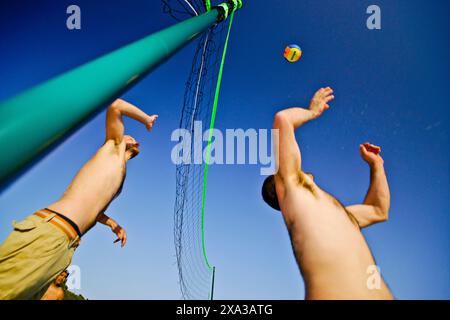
[297,171,318,196]
[345,209,361,229]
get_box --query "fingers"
[323,87,333,95]
[112,227,127,247]
[317,87,333,96]
[361,143,381,155]
[122,231,127,247]
[315,87,334,104]
[146,115,159,131]
[364,142,381,150]
[359,144,368,154]
[324,95,334,103]
[362,142,381,154]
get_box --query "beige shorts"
[0,211,79,300]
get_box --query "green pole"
[0,2,241,184]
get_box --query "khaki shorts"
[0,212,79,300]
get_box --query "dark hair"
[262,175,281,211]
[128,146,140,160]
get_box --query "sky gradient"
[0,0,449,299]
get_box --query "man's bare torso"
[40,284,64,300]
[48,141,126,234]
[279,172,392,299]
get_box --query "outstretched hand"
[309,87,334,118]
[111,224,127,248]
[360,142,384,166]
[145,115,159,131]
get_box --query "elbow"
[381,199,391,222]
[376,206,390,222]
[109,99,124,112]
[379,213,389,223]
[273,111,289,129]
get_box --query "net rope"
[162,1,231,299]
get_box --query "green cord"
[200,12,235,271]
[205,1,212,11]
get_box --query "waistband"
[34,208,82,240]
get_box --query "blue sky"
[0,0,449,299]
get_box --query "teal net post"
[0,2,241,184]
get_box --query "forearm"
[96,212,117,228]
[364,163,390,215]
[275,108,316,130]
[273,88,333,179]
[111,99,150,125]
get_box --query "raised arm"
[274,87,334,181]
[105,98,158,144]
[346,143,391,228]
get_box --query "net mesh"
[162,1,227,299]
[162,0,208,20]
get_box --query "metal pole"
[0,2,241,184]
[210,266,216,300]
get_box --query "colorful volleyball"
[284,44,302,63]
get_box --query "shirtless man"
[41,270,69,300]
[0,99,158,300]
[261,87,393,299]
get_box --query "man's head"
[262,175,281,211]
[124,135,140,160]
[55,270,69,286]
